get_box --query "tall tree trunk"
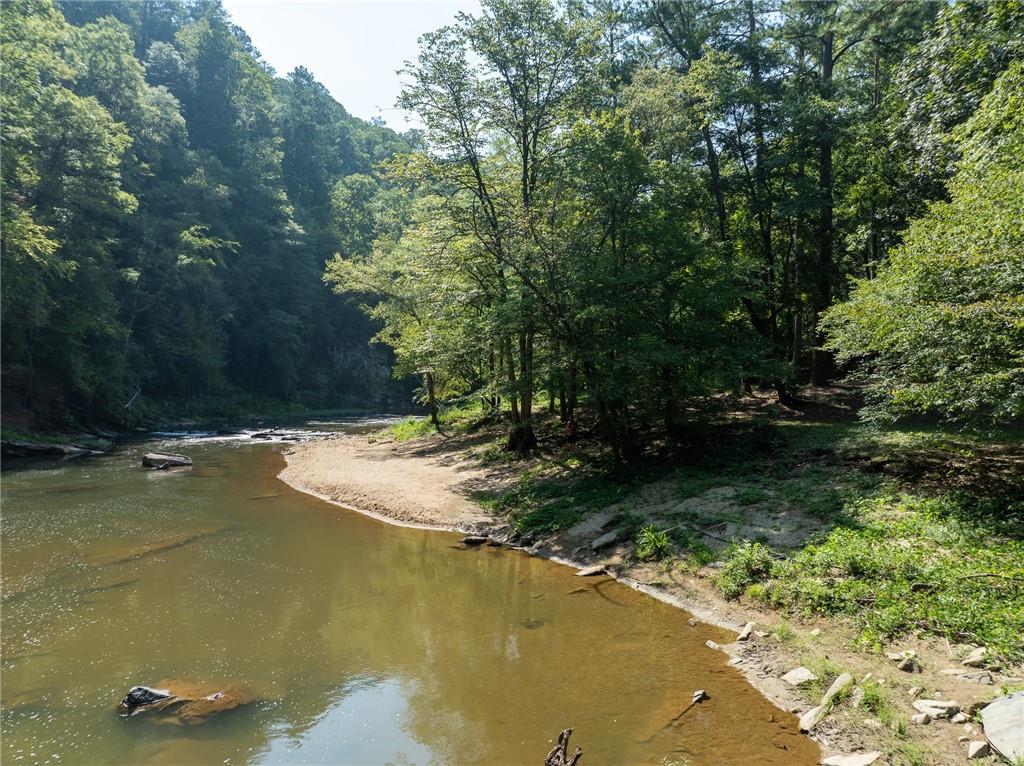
[703,125,728,243]
[748,0,776,344]
[507,332,537,453]
[425,371,439,428]
[811,29,835,386]
[505,337,520,425]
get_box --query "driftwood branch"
[544,728,582,766]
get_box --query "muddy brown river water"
[1,430,818,765]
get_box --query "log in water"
[1,431,818,765]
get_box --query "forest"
[2,0,416,428]
[2,0,1021,445]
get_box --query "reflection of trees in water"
[1,446,817,765]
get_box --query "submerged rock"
[121,686,172,708]
[2,441,93,459]
[118,680,254,725]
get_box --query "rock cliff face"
[327,339,416,411]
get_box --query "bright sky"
[222,0,481,128]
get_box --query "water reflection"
[1,437,817,765]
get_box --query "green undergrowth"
[717,492,1024,662]
[377,402,483,442]
[475,463,640,536]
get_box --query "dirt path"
[278,434,499,532]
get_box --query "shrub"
[635,525,671,561]
[717,541,776,599]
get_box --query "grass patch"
[735,486,770,506]
[387,416,437,442]
[378,402,485,442]
[772,621,796,644]
[477,468,639,537]
[856,678,906,733]
[719,492,1024,662]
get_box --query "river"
[1,425,817,765]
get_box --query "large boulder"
[981,691,1024,763]
[142,453,192,469]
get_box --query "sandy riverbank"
[278,433,500,533]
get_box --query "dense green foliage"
[824,62,1024,423]
[1,0,412,427]
[325,0,1024,456]
[719,493,1024,663]
[2,0,1021,439]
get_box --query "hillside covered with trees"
[2,0,1021,443]
[2,0,414,429]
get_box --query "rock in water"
[118,680,255,724]
[575,565,606,577]
[142,453,192,468]
[461,535,488,546]
[981,691,1024,763]
[121,686,172,709]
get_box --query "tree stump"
[544,728,582,766]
